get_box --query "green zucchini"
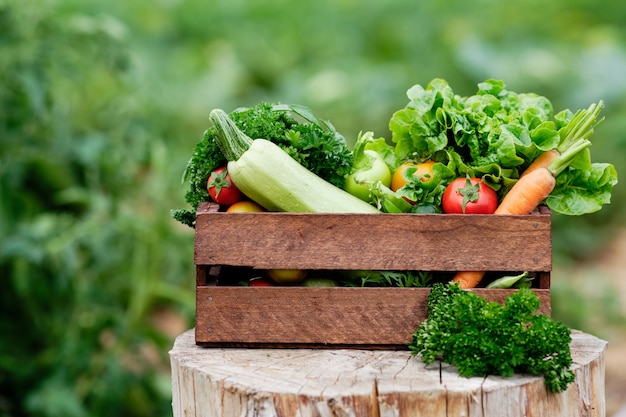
[210,109,380,213]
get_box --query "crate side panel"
[194,211,551,271]
[195,287,552,347]
[196,286,429,346]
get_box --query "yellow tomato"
[226,200,265,212]
[266,269,308,285]
[391,160,437,191]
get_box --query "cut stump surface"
[170,329,607,417]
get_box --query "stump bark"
[169,329,607,417]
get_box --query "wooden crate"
[194,202,552,349]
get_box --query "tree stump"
[169,329,607,417]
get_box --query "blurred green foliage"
[1,0,624,416]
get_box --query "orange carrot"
[451,103,604,289]
[519,149,560,179]
[494,168,556,215]
[452,271,487,288]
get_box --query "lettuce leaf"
[388,79,563,203]
[386,78,617,215]
[547,163,618,215]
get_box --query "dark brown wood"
[195,286,551,349]
[539,271,551,289]
[195,265,206,286]
[194,202,552,271]
[194,202,553,347]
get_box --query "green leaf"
[530,121,560,151]
[547,163,618,215]
[490,125,527,166]
[476,79,506,96]
[389,108,420,160]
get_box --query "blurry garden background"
[1,0,625,416]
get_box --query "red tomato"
[442,177,498,214]
[207,167,243,206]
[249,277,274,287]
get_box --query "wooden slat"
[195,286,551,349]
[194,203,552,272]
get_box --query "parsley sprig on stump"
[409,283,575,393]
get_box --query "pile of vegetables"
[367,78,615,217]
[174,78,616,219]
[172,78,617,288]
[171,102,355,227]
[171,79,619,393]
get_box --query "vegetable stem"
[210,109,254,161]
[557,101,604,153]
[548,139,591,177]
[351,131,373,170]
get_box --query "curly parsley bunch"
[409,283,575,393]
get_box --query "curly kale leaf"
[409,283,575,393]
[171,102,354,228]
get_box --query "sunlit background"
[2,0,625,416]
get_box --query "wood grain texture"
[194,203,552,347]
[194,202,552,271]
[195,287,551,348]
[170,328,607,417]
